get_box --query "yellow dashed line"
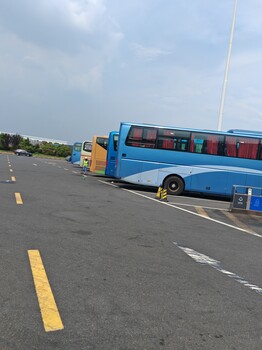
[15,192,23,204]
[11,176,16,182]
[195,206,209,217]
[28,250,64,332]
[223,211,256,234]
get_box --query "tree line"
[0,133,72,158]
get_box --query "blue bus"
[115,122,262,196]
[228,129,262,137]
[105,131,119,177]
[71,141,82,164]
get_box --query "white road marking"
[33,164,37,166]
[173,242,262,296]
[98,180,261,238]
[99,180,119,188]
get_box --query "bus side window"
[206,135,219,155]
[143,128,157,148]
[237,137,259,159]
[190,133,204,153]
[126,127,143,146]
[257,143,262,160]
[179,140,188,151]
[225,136,237,157]
[202,140,207,154]
[217,141,225,156]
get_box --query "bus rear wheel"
[163,176,184,195]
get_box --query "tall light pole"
[217,0,238,131]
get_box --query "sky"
[0,0,262,144]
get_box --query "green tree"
[40,142,57,156]
[19,137,31,149]
[0,133,11,150]
[11,134,23,150]
[55,144,72,157]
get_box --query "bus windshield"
[71,142,82,164]
[80,141,92,167]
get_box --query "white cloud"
[0,0,262,142]
[0,0,123,53]
[130,43,172,61]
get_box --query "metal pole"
[217,0,238,131]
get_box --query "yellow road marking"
[15,192,23,204]
[223,211,256,234]
[11,176,16,182]
[249,213,262,221]
[195,206,209,217]
[28,250,64,332]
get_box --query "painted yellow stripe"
[195,206,209,217]
[28,250,64,332]
[15,192,23,204]
[249,213,262,221]
[11,176,16,182]
[223,211,256,234]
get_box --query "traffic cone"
[155,186,162,199]
[160,188,168,201]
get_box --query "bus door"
[106,132,119,177]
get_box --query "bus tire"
[163,176,184,195]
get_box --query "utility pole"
[217,0,238,131]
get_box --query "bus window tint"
[190,133,224,155]
[225,136,237,157]
[74,143,81,152]
[237,137,259,159]
[96,137,108,150]
[190,133,205,153]
[126,127,157,148]
[83,142,92,152]
[225,136,259,159]
[157,129,190,151]
[259,143,262,160]
[113,135,118,151]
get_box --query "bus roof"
[227,129,262,136]
[120,122,262,139]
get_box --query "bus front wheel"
[163,176,184,195]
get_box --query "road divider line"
[28,250,64,332]
[15,192,23,205]
[173,242,262,296]
[10,169,13,173]
[11,176,16,182]
[98,180,261,238]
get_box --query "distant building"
[0,131,67,145]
